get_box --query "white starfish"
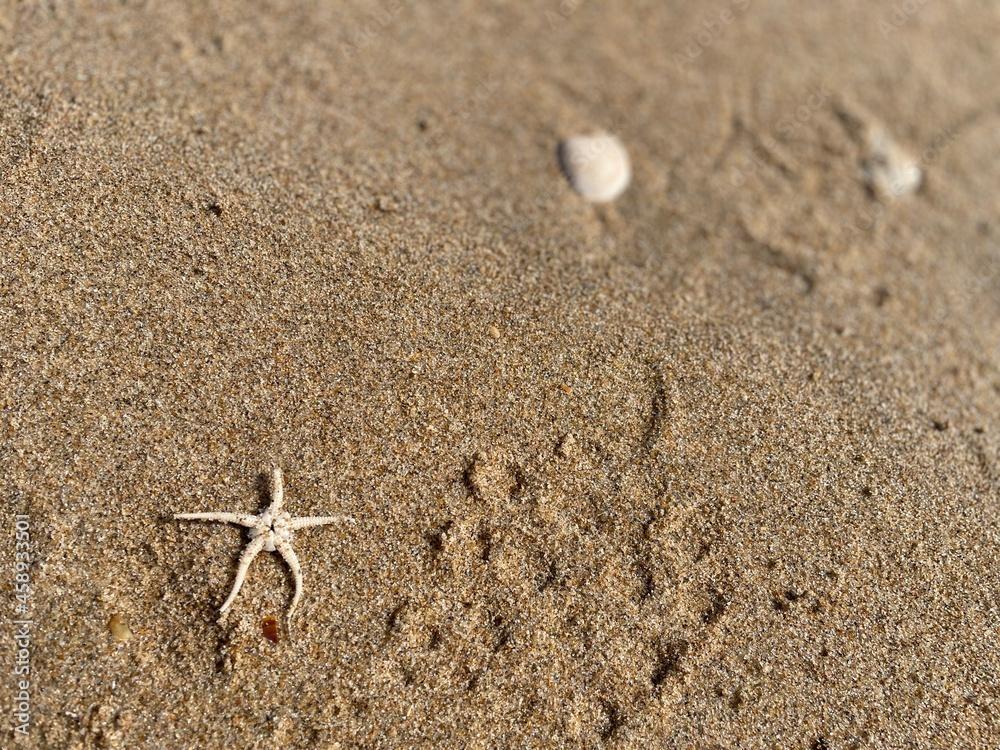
[174,468,353,627]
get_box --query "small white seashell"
[558,133,631,203]
[863,126,922,199]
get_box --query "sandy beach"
[1,1,998,747]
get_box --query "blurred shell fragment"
[558,133,631,203]
[863,126,922,200]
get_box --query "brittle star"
[174,468,353,627]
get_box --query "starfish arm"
[289,515,356,530]
[174,512,258,527]
[274,538,302,626]
[218,535,267,618]
[269,468,284,512]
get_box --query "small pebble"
[108,614,132,642]
[864,126,921,199]
[262,616,280,643]
[558,133,631,203]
